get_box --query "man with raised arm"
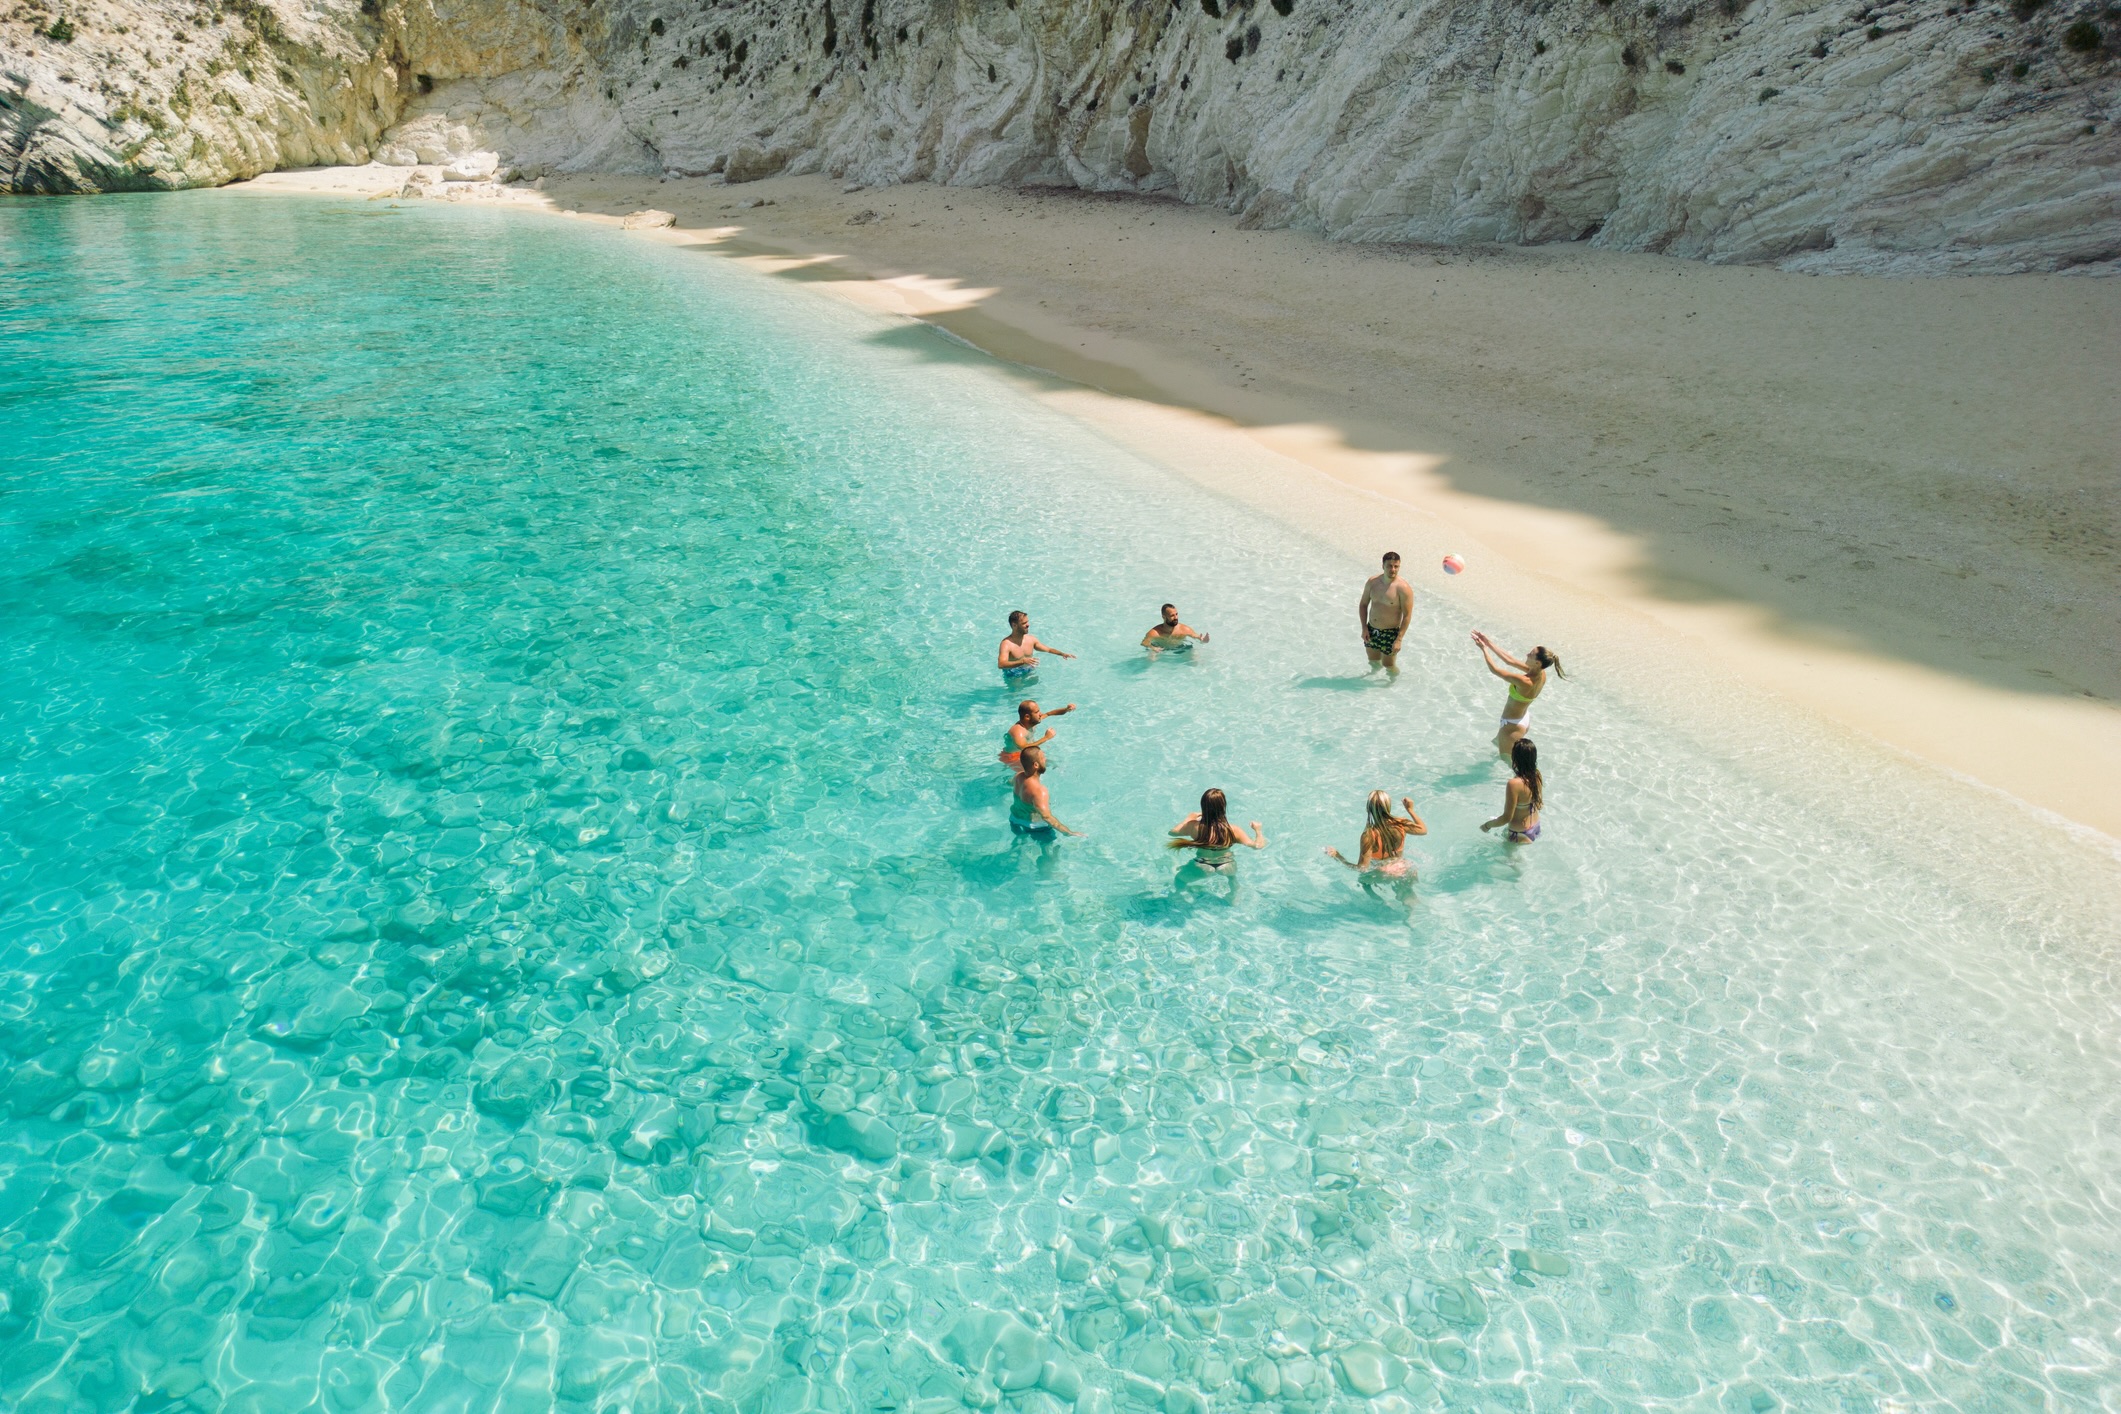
[997,610,1074,681]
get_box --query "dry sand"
[232,165,2121,844]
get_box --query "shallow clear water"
[2,194,2118,1414]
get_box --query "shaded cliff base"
[8,0,2120,273]
[234,165,2121,842]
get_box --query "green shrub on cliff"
[42,15,76,41]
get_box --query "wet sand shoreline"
[225,164,2121,843]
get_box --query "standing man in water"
[998,610,1074,681]
[1000,699,1076,767]
[1358,551,1415,677]
[1142,603,1209,654]
[1010,746,1080,837]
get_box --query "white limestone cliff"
[4,0,2116,271]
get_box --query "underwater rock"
[617,1094,682,1163]
[942,1311,1057,1393]
[811,1110,898,1162]
[474,1056,555,1124]
[1333,1341,1406,1397]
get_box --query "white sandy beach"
[233,165,2121,844]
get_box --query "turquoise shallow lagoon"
[2,193,2118,1412]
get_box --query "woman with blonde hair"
[1326,791,1427,897]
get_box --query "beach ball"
[1442,554,1465,575]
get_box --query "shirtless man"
[1358,551,1416,677]
[1000,699,1077,766]
[1009,746,1079,837]
[997,610,1075,681]
[1141,603,1209,653]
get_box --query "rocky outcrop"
[1,0,402,191]
[5,0,2117,271]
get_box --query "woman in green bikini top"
[1472,631,1564,760]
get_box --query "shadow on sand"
[600,191,2117,708]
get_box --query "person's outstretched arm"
[1480,782,1519,832]
[1476,641,1535,689]
[1325,845,1362,870]
[1032,636,1075,659]
[1474,632,1529,671]
[1234,821,1267,849]
[1399,798,1428,835]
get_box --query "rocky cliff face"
[5,0,2117,271]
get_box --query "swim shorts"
[1366,625,1402,654]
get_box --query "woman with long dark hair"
[1168,788,1266,875]
[1472,631,1563,760]
[1480,738,1544,843]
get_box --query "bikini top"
[1508,680,1536,703]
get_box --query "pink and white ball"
[1441,554,1466,576]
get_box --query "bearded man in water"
[1358,551,1415,677]
[997,610,1074,681]
[1141,603,1209,653]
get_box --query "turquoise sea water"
[2,193,2118,1413]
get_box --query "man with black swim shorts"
[1358,551,1414,678]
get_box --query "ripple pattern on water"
[1,194,2118,1413]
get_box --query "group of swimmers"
[992,552,1564,889]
